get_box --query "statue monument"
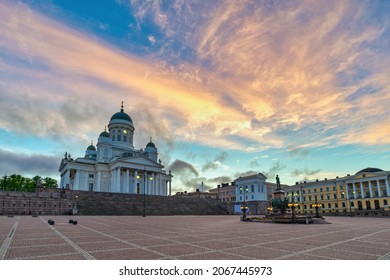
[271,175,288,214]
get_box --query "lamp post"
[312,196,321,218]
[239,186,249,220]
[288,191,298,223]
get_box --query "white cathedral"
[58,103,173,196]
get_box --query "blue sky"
[1,0,390,192]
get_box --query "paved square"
[1,215,389,260]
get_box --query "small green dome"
[99,131,110,137]
[146,141,156,148]
[87,144,96,151]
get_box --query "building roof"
[355,167,384,175]
[234,172,267,181]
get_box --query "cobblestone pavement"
[1,215,389,260]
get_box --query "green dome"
[99,131,110,137]
[146,141,156,148]
[110,110,133,123]
[87,144,96,151]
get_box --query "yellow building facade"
[285,168,390,216]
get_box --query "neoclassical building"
[285,167,390,215]
[58,103,173,195]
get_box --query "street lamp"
[239,186,249,220]
[311,196,321,218]
[288,191,298,223]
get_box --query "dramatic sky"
[1,0,390,192]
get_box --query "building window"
[328,203,331,209]
[320,188,323,192]
[304,205,307,209]
[89,174,94,178]
[366,200,371,210]
[334,194,337,199]
[89,183,93,192]
[309,196,312,201]
[374,200,380,210]
[320,195,323,200]
[335,203,338,208]
[326,187,329,191]
[384,199,388,206]
[261,185,264,192]
[251,185,254,192]
[302,190,305,194]
[251,195,254,199]
[123,136,127,142]
[117,134,122,141]
[327,195,330,200]
[322,203,325,208]
[342,202,345,208]
[314,188,316,193]
[351,201,355,208]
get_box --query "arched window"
[384,199,388,206]
[374,200,380,210]
[351,201,355,207]
[357,201,363,210]
[366,200,371,210]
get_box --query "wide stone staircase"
[73,191,228,216]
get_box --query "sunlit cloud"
[1,0,390,187]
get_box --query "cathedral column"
[153,173,156,195]
[74,171,80,190]
[110,170,114,192]
[385,179,390,197]
[64,171,70,189]
[169,179,172,196]
[158,173,162,196]
[150,173,154,195]
[97,171,102,192]
[125,169,130,193]
[359,182,364,198]
[145,172,149,195]
[345,184,349,199]
[133,170,138,194]
[117,168,121,193]
[353,184,357,199]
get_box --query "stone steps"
[74,191,227,216]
